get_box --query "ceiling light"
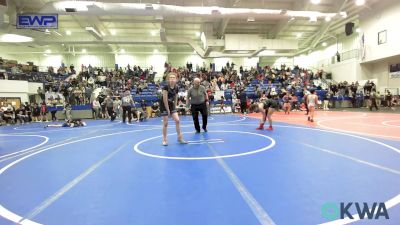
[356,0,365,6]
[82,49,87,53]
[195,31,201,37]
[85,26,102,40]
[247,17,255,22]
[100,31,105,36]
[120,49,125,53]
[153,49,159,54]
[340,12,347,18]
[55,1,91,11]
[258,50,275,56]
[309,16,317,22]
[356,28,361,33]
[325,16,332,22]
[44,49,52,54]
[296,33,302,38]
[311,0,321,4]
[0,34,33,42]
[53,31,62,36]
[110,30,116,36]
[151,30,157,36]
[145,3,154,10]
[155,15,164,21]
[322,42,327,47]
[66,30,71,35]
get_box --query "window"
[378,30,387,45]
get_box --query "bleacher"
[132,83,159,105]
[4,71,70,84]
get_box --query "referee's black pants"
[122,105,132,123]
[191,103,208,132]
[240,102,247,114]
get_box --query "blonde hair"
[166,72,177,80]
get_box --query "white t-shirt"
[92,100,100,108]
[88,77,95,84]
[97,75,106,82]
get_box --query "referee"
[186,78,209,133]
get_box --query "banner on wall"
[389,63,400,79]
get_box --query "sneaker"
[203,128,208,132]
[266,126,273,131]
[162,140,168,146]
[178,139,188,144]
[310,119,314,122]
[308,116,311,121]
[195,130,201,133]
[256,125,264,130]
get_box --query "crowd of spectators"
[1,60,398,126]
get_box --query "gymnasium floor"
[0,111,399,225]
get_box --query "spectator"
[104,95,114,120]
[151,102,160,117]
[92,98,101,119]
[16,106,29,124]
[113,97,122,118]
[369,89,379,111]
[64,103,72,121]
[131,104,144,122]
[303,87,310,115]
[350,91,356,108]
[37,87,45,101]
[323,91,331,110]
[40,102,48,122]
[376,91,382,107]
[220,96,225,114]
[24,102,32,122]
[239,90,247,114]
[3,105,15,125]
[0,108,3,125]
[177,99,186,116]
[282,93,292,114]
[291,94,299,111]
[356,90,364,108]
[32,103,40,122]
[386,90,393,107]
[364,91,371,109]
[50,103,57,121]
